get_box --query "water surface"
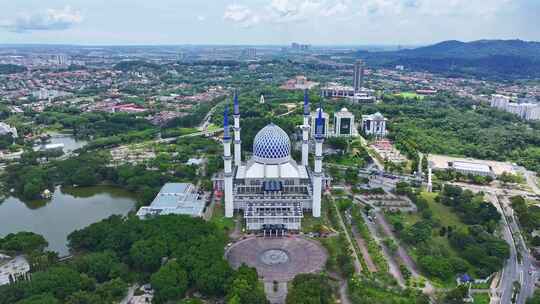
[0,186,135,256]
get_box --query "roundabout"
[226,236,327,282]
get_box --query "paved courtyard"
[226,236,327,282]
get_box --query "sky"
[0,0,538,46]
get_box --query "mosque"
[214,91,329,235]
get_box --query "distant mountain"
[397,39,540,60]
[359,40,540,80]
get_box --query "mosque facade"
[214,91,328,235]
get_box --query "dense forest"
[358,95,540,174]
[0,215,267,304]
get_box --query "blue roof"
[459,274,473,282]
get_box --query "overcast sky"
[0,0,538,45]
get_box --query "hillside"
[359,39,540,80]
[398,39,540,60]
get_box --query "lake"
[33,132,88,154]
[0,186,136,256]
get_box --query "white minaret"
[223,106,234,218]
[427,164,433,193]
[302,89,310,167]
[312,106,324,218]
[233,90,242,166]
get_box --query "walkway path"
[264,281,288,304]
[375,211,435,294]
[360,211,406,288]
[351,224,378,273]
[328,272,351,304]
[332,198,363,274]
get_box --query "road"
[458,184,538,304]
[499,195,538,304]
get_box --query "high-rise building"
[243,48,257,58]
[353,60,364,93]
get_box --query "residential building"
[490,94,540,121]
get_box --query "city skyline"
[0,0,539,45]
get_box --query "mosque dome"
[253,123,291,164]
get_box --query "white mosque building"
[214,90,328,235]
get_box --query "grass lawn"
[395,92,425,100]
[472,293,490,304]
[388,192,475,286]
[302,200,334,233]
[206,123,221,132]
[420,192,465,229]
[210,202,235,232]
[178,127,199,135]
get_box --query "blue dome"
[253,124,291,164]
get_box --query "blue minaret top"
[223,104,231,140]
[303,89,310,116]
[233,90,239,116]
[315,106,324,139]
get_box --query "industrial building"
[136,183,206,219]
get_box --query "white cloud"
[197,15,206,22]
[321,1,349,17]
[223,4,261,27]
[0,6,83,33]
[356,0,512,18]
[224,0,352,26]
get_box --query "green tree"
[95,278,128,303]
[0,232,48,254]
[151,261,188,304]
[28,267,84,300]
[130,239,167,273]
[15,294,59,304]
[226,265,267,304]
[286,274,333,304]
[66,291,102,304]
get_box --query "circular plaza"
[226,236,327,282]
